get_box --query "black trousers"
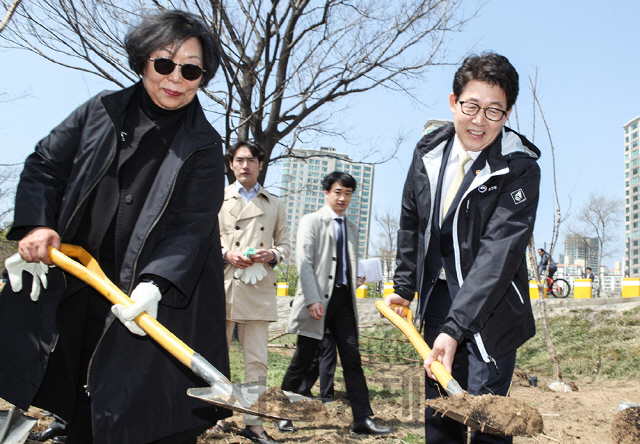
[281,286,373,421]
[298,333,337,401]
[423,280,516,444]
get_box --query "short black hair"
[125,10,220,87]
[453,52,519,111]
[586,267,592,271]
[226,140,265,163]
[322,171,356,192]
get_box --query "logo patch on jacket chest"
[511,188,526,204]
[478,185,498,193]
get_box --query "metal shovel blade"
[377,302,543,436]
[0,408,36,444]
[188,383,309,421]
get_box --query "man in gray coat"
[279,171,392,436]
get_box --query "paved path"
[270,295,640,333]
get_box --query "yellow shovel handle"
[49,245,196,368]
[375,300,462,394]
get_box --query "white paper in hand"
[357,258,384,282]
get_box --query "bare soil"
[612,406,640,444]
[427,393,543,437]
[196,369,640,443]
[250,386,329,421]
[5,364,640,443]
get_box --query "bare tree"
[0,164,19,229]
[523,70,568,383]
[371,208,398,281]
[0,0,22,34]
[2,0,475,184]
[569,193,623,297]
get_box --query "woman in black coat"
[0,10,230,444]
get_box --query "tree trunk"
[528,237,562,382]
[538,296,562,381]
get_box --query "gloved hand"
[111,282,162,336]
[232,247,268,284]
[240,263,268,285]
[5,253,49,301]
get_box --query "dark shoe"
[29,420,67,441]
[276,420,297,433]
[352,417,393,436]
[239,427,280,444]
[51,438,67,444]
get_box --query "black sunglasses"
[149,57,205,81]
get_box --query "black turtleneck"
[79,84,194,288]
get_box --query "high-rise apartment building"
[564,234,599,270]
[280,147,374,262]
[624,116,640,276]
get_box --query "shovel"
[47,244,305,421]
[0,407,36,444]
[376,301,541,436]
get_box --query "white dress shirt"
[236,180,260,203]
[439,134,480,226]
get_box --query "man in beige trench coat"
[216,140,290,444]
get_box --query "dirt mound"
[250,386,329,421]
[427,393,543,437]
[612,406,640,444]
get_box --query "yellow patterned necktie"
[442,151,472,221]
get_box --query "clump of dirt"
[612,406,640,444]
[250,386,329,421]
[512,368,532,387]
[426,393,543,437]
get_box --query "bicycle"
[545,276,571,298]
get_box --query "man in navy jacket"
[385,52,540,444]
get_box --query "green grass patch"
[402,433,425,444]
[229,325,420,400]
[229,306,640,394]
[517,305,640,379]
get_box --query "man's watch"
[268,250,278,266]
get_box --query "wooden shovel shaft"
[47,245,281,412]
[375,300,463,395]
[49,245,196,368]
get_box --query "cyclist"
[537,248,557,289]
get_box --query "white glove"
[233,267,246,281]
[240,263,268,285]
[5,253,49,301]
[111,282,162,336]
